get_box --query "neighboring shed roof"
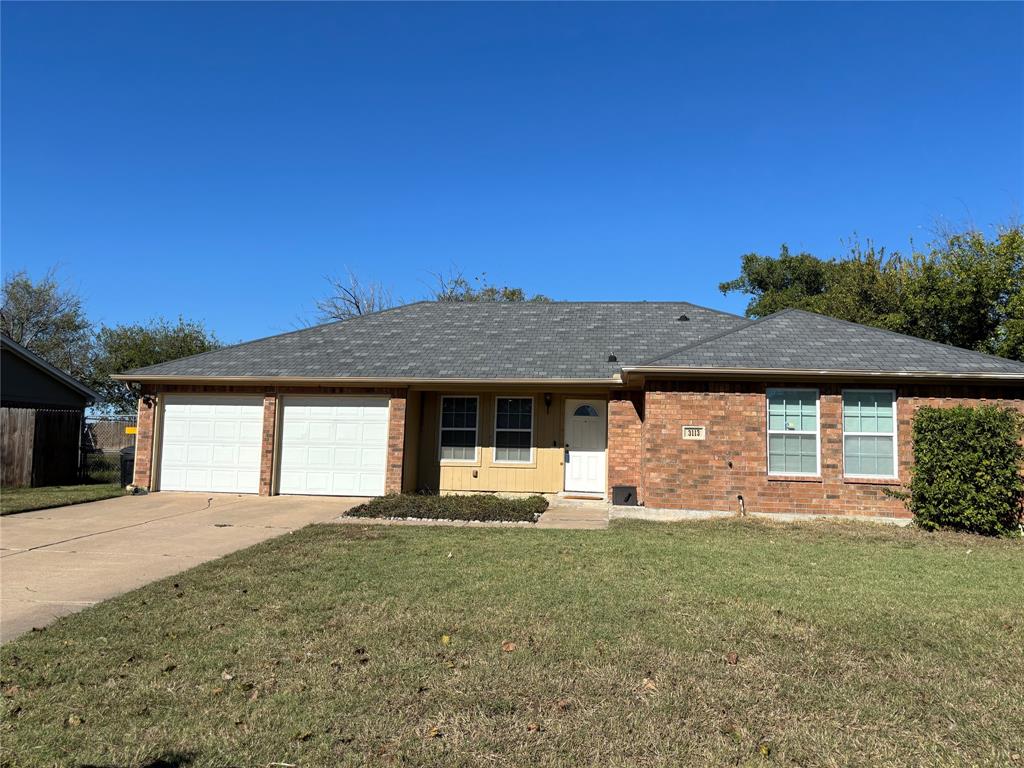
[635,309,1024,377]
[116,302,1024,383]
[120,302,749,381]
[1,334,99,404]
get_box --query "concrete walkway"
[536,502,610,530]
[0,492,361,642]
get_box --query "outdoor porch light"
[543,392,553,413]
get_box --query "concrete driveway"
[0,492,362,643]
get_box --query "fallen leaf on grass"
[501,641,518,653]
[554,698,572,712]
[725,652,740,665]
[221,671,234,681]
[66,714,83,727]
[440,634,451,646]
[639,678,657,692]
[526,721,543,733]
[427,726,444,739]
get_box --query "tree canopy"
[719,224,1023,361]
[1,269,93,379]
[90,317,221,414]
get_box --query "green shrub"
[907,405,1024,536]
[347,493,548,523]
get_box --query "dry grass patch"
[1,519,1021,767]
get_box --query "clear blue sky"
[3,2,1022,342]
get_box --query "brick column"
[385,391,407,495]
[607,392,644,502]
[258,394,278,496]
[133,396,156,489]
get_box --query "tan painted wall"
[415,392,575,494]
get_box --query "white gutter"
[620,366,1024,382]
[112,374,626,386]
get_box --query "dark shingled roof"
[123,301,749,381]
[121,303,1024,381]
[639,309,1024,376]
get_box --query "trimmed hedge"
[347,493,549,523]
[907,405,1024,536]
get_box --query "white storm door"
[564,399,607,494]
[278,396,389,497]
[158,395,264,493]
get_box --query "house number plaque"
[682,425,706,440]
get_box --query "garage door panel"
[278,396,389,497]
[159,395,263,494]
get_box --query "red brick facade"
[133,384,408,495]
[132,395,157,488]
[607,392,644,501]
[638,381,1024,519]
[258,394,278,496]
[385,392,407,495]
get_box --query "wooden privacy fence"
[1,407,83,488]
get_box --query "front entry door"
[564,399,607,494]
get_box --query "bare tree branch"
[315,268,395,321]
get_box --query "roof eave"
[111,373,625,386]
[621,366,1024,384]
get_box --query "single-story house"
[2,333,99,487]
[113,302,1024,519]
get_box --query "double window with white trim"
[766,388,820,476]
[842,389,897,478]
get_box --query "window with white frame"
[766,388,819,475]
[843,390,897,478]
[440,396,478,461]
[494,397,533,463]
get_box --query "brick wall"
[132,395,156,488]
[386,392,407,494]
[133,384,407,494]
[607,392,644,501]
[640,381,1024,519]
[258,394,278,496]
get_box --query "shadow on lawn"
[78,753,198,768]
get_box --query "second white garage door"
[278,396,389,497]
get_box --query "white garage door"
[158,395,264,494]
[278,396,389,497]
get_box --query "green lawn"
[1,519,1021,767]
[0,483,123,515]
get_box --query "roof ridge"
[638,311,777,366]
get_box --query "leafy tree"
[719,224,1024,361]
[91,317,221,414]
[315,268,395,321]
[1,268,93,378]
[430,269,550,303]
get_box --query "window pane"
[573,404,598,417]
[496,430,531,449]
[844,435,894,476]
[441,444,475,461]
[495,446,531,462]
[843,391,893,434]
[768,390,817,432]
[768,433,817,474]
[441,428,475,448]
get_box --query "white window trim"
[766,388,821,477]
[439,395,479,464]
[842,388,898,480]
[493,395,535,465]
